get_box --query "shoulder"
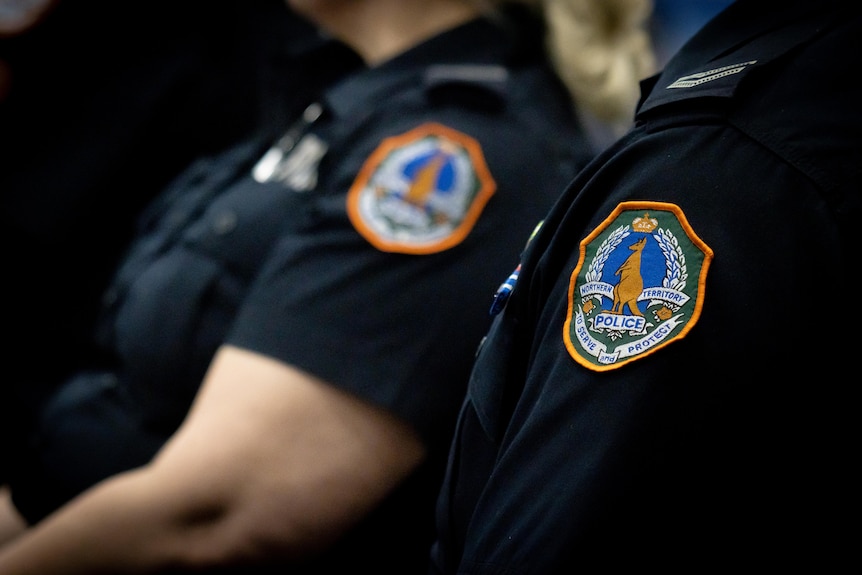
[634,2,861,195]
[638,2,857,115]
[328,61,592,193]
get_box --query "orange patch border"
[346,122,496,254]
[563,201,714,371]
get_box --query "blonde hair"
[480,0,656,134]
[542,0,655,130]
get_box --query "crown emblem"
[631,212,658,233]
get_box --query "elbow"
[159,500,334,570]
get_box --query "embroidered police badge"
[347,123,496,254]
[564,201,713,371]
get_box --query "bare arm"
[0,345,425,573]
[0,487,26,547]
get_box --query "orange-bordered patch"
[564,201,713,371]
[347,122,496,254]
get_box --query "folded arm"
[0,344,425,574]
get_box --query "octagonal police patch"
[347,123,496,254]
[564,201,713,371]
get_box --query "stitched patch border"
[347,122,496,254]
[563,201,714,371]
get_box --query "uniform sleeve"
[224,109,581,448]
[433,7,862,571]
[437,118,858,571]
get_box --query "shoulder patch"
[347,122,496,254]
[563,201,713,371]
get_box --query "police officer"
[0,0,657,571]
[430,0,860,571]
[0,0,356,484]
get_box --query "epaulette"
[637,3,835,118]
[423,64,508,111]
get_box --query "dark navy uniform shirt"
[0,1,357,479]
[10,9,594,573]
[430,1,861,572]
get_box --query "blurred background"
[651,0,736,65]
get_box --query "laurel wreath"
[653,228,687,291]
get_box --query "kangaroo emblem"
[565,202,714,371]
[611,236,647,316]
